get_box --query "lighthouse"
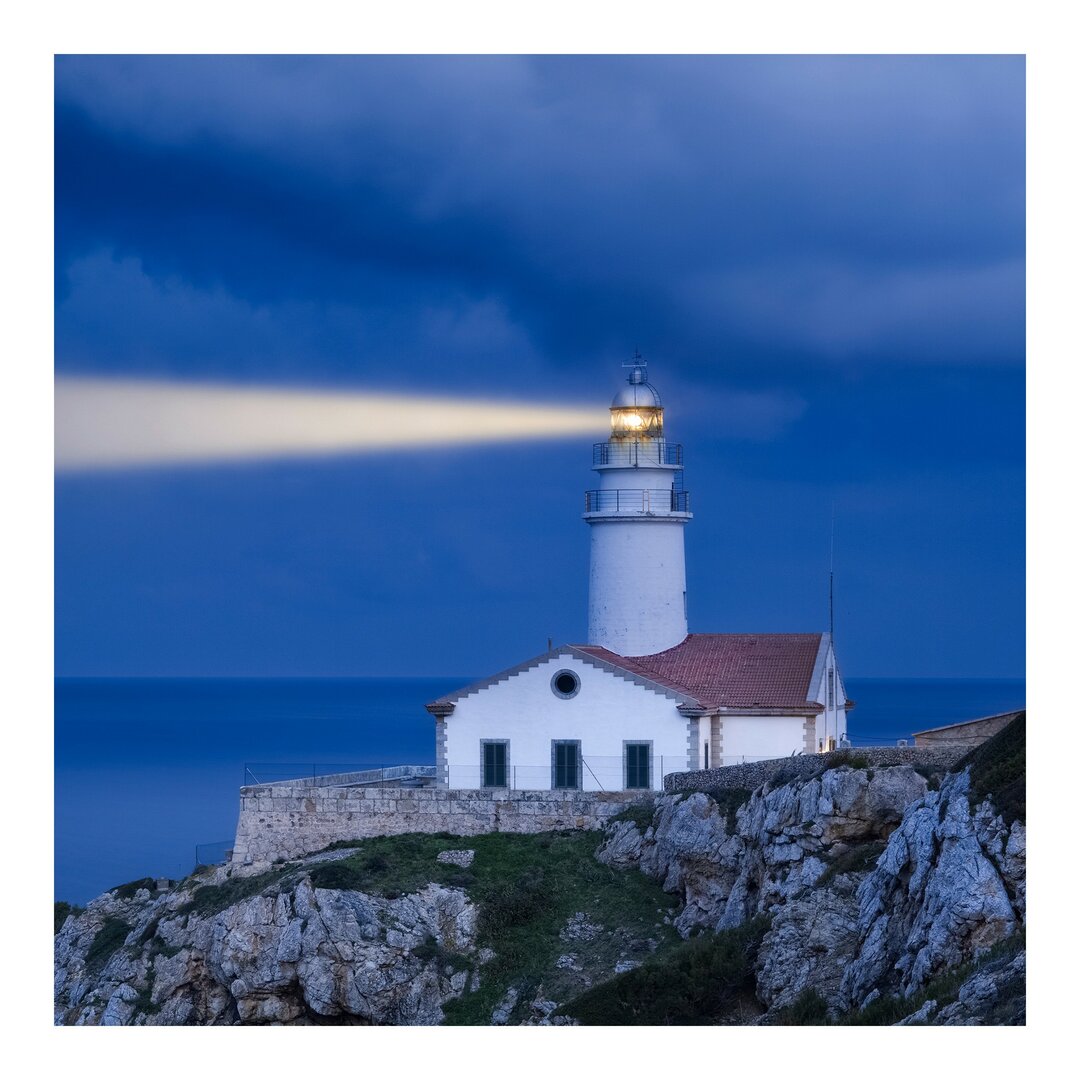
[584,357,691,656]
[428,355,850,790]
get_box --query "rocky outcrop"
[841,768,1025,1006]
[54,864,478,1026]
[597,761,1026,1018]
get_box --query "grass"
[54,901,84,935]
[308,834,482,897]
[956,713,1025,826]
[815,841,887,887]
[85,917,132,975]
[558,916,770,1025]
[437,831,680,1025]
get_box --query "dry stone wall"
[664,745,969,795]
[232,785,643,865]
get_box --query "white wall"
[811,641,849,749]
[717,714,807,765]
[443,653,689,791]
[587,519,688,656]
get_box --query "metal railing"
[243,763,437,788]
[593,441,683,467]
[584,488,691,514]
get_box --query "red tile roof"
[574,633,824,711]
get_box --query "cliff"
[54,718,1025,1025]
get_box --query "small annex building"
[427,359,852,792]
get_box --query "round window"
[551,669,581,698]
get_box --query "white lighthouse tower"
[585,357,691,656]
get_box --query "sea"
[54,676,1025,904]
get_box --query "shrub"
[86,917,132,974]
[307,861,365,890]
[956,713,1025,826]
[774,988,830,1025]
[176,869,288,918]
[700,787,752,832]
[410,934,473,974]
[610,800,655,831]
[476,870,553,937]
[816,841,886,887]
[110,877,157,900]
[54,901,84,935]
[913,764,941,791]
[830,751,869,770]
[560,916,769,1025]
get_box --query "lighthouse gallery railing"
[592,441,683,466]
[584,488,690,514]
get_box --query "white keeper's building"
[427,360,851,791]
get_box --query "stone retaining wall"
[663,745,969,795]
[232,785,644,865]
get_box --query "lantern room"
[609,362,663,438]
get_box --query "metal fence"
[243,763,437,787]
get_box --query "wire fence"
[194,840,232,868]
[445,753,790,791]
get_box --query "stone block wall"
[663,744,970,795]
[913,710,1022,747]
[232,785,644,865]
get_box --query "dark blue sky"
[54,55,1025,678]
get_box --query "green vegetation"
[176,868,294,918]
[110,877,157,900]
[309,834,480,896]
[913,764,942,791]
[86,917,132,975]
[773,988,831,1025]
[54,901,84,935]
[956,713,1025,826]
[132,984,161,1017]
[609,800,656,831]
[558,917,770,1025]
[411,934,472,974]
[830,751,869,770]
[815,841,887,887]
[674,786,753,831]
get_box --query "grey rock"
[491,986,519,1025]
[614,959,641,974]
[54,871,479,1026]
[560,912,602,943]
[896,999,937,1026]
[436,849,475,868]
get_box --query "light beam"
[55,377,603,471]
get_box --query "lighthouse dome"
[611,381,662,409]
